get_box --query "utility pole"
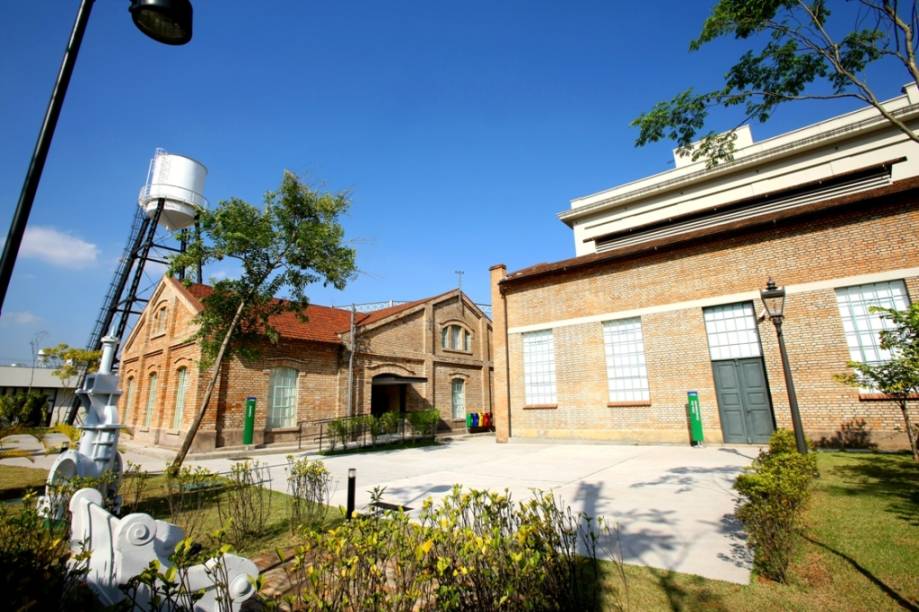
[347,304,356,417]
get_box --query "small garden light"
[347,468,356,519]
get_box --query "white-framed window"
[603,318,650,403]
[268,367,298,429]
[441,324,472,352]
[144,372,157,428]
[835,280,909,365]
[451,378,465,420]
[124,376,135,422]
[523,329,557,405]
[703,302,762,360]
[173,367,188,430]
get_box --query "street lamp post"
[0,0,193,317]
[760,278,808,453]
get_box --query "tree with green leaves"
[168,171,357,469]
[42,343,101,385]
[633,0,919,165]
[835,303,919,461]
[0,391,49,426]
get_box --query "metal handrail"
[297,413,438,454]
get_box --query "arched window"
[124,376,136,422]
[441,324,472,352]
[173,367,188,430]
[144,372,158,428]
[152,305,168,335]
[451,378,466,420]
[268,367,298,429]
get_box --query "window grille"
[603,318,650,402]
[523,330,557,404]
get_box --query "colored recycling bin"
[465,412,494,430]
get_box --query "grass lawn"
[0,465,48,499]
[601,451,919,611]
[0,464,342,558]
[125,473,344,558]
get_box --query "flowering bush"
[276,486,625,611]
[286,455,331,531]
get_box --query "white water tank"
[138,149,207,230]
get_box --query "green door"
[712,357,775,444]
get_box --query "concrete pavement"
[186,436,757,584]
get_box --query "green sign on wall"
[687,391,704,445]
[243,397,256,445]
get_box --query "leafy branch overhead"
[169,171,357,371]
[169,171,357,469]
[632,0,919,165]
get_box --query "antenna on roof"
[455,270,464,316]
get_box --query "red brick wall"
[120,282,494,451]
[493,197,919,449]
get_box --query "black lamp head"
[760,277,786,319]
[129,0,193,45]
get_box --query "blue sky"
[0,1,909,363]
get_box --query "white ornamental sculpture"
[39,334,259,609]
[69,488,258,610]
[40,333,124,518]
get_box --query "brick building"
[491,87,919,449]
[119,277,492,452]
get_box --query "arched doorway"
[370,373,426,418]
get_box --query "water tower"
[65,149,207,424]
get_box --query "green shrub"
[407,408,440,438]
[121,461,152,515]
[734,429,818,582]
[286,455,331,531]
[165,465,219,541]
[0,495,95,609]
[380,410,401,435]
[217,461,273,548]
[326,418,348,450]
[278,486,624,611]
[0,391,49,426]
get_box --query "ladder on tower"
[65,206,154,424]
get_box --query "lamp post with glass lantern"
[0,0,194,316]
[760,278,808,453]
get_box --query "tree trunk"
[170,298,247,471]
[900,399,919,463]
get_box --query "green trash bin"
[686,391,704,446]
[243,397,256,445]
[466,413,473,429]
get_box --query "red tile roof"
[175,282,352,344]
[170,280,458,345]
[356,289,455,327]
